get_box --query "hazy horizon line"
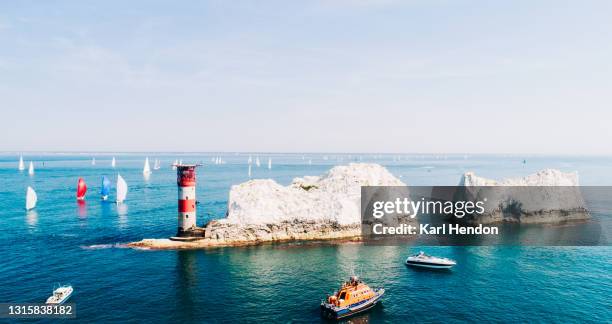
[1,151,610,157]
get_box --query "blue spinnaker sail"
[101,176,111,197]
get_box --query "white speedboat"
[46,284,73,304]
[405,251,456,269]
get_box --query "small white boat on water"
[143,157,152,175]
[18,156,25,171]
[26,186,37,210]
[116,174,128,203]
[268,158,272,170]
[405,251,456,269]
[153,159,161,170]
[28,161,35,175]
[46,284,73,305]
[111,157,116,168]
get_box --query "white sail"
[28,161,34,175]
[248,164,252,178]
[26,186,37,210]
[143,157,151,175]
[116,174,128,203]
[18,156,25,171]
[268,158,272,169]
[91,157,96,165]
[248,155,252,164]
[173,159,178,170]
[255,157,260,167]
[111,157,116,168]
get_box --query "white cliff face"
[458,169,588,224]
[223,163,405,226]
[460,169,579,186]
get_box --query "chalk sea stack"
[129,163,405,249]
[456,169,590,224]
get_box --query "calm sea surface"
[0,154,610,323]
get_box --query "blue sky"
[1,0,611,153]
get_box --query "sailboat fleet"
[18,156,138,210]
[17,154,278,211]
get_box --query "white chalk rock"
[458,169,588,224]
[223,163,405,226]
[460,169,579,186]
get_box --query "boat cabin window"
[339,292,346,300]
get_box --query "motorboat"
[321,276,384,320]
[405,251,456,269]
[46,284,73,304]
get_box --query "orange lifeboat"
[320,276,384,320]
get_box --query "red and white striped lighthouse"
[176,164,199,236]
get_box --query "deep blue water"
[0,154,610,323]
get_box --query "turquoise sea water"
[0,154,610,323]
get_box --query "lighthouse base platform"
[169,227,206,241]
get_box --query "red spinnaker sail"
[77,177,87,200]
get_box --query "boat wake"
[80,243,129,250]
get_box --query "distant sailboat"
[91,157,96,165]
[28,161,34,175]
[153,159,161,170]
[116,174,127,203]
[26,186,37,210]
[111,157,116,168]
[101,176,111,201]
[143,157,151,175]
[268,158,272,170]
[18,156,25,171]
[248,155,252,165]
[256,157,261,167]
[173,159,178,170]
[76,178,87,200]
[248,164,252,178]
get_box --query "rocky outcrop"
[460,169,580,186]
[456,169,589,224]
[129,163,405,249]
